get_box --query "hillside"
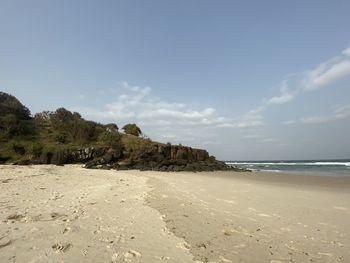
[0,92,238,171]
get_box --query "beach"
[1,165,349,262]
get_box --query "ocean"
[226,159,350,176]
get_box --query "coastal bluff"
[0,91,243,172]
[16,143,237,172]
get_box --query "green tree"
[122,123,142,136]
[0,114,18,136]
[30,143,43,157]
[34,111,51,128]
[97,130,122,149]
[0,92,31,120]
[105,123,118,133]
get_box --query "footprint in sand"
[111,253,119,263]
[51,212,67,220]
[0,239,13,249]
[6,213,24,221]
[50,192,64,200]
[1,178,13,183]
[62,225,80,234]
[176,242,191,250]
[115,234,126,244]
[52,242,72,253]
[159,256,170,261]
[112,250,142,262]
[162,227,171,235]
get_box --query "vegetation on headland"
[0,91,137,161]
[0,91,246,171]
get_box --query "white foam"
[226,161,350,166]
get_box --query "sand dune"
[1,165,349,262]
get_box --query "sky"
[1,0,350,160]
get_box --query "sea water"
[226,159,350,176]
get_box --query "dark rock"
[175,148,188,160]
[0,156,11,164]
[194,149,209,161]
[170,146,177,159]
[184,163,196,172]
[50,151,68,165]
[10,141,234,172]
[13,159,31,165]
[35,152,53,164]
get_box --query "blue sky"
[1,0,350,160]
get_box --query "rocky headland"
[0,91,245,172]
[14,144,244,172]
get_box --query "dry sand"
[1,165,349,262]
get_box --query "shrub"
[97,131,122,149]
[11,141,26,155]
[122,123,142,136]
[30,143,43,157]
[0,114,18,136]
[55,133,67,143]
[105,123,118,132]
[17,120,36,136]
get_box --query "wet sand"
[1,165,349,262]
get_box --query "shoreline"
[208,170,350,192]
[249,169,350,178]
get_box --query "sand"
[1,165,349,262]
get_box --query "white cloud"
[268,93,294,104]
[267,47,350,125]
[262,46,350,110]
[267,80,295,105]
[77,82,264,146]
[343,47,350,56]
[302,48,350,91]
[219,106,265,128]
[300,104,350,124]
[262,138,278,143]
[242,134,262,139]
[334,103,350,113]
[284,120,296,125]
[79,82,267,133]
[79,83,226,127]
[301,115,340,124]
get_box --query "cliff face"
[110,143,230,171]
[16,143,235,172]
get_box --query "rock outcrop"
[83,143,243,171]
[14,143,246,172]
